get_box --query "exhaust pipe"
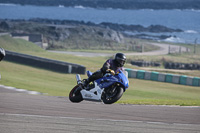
[76,74,82,84]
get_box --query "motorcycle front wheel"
[69,85,83,103]
[102,86,124,104]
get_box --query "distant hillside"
[0,19,161,52]
[0,18,182,51]
[0,0,200,9]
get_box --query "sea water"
[0,4,200,44]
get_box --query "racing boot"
[83,79,95,90]
[82,79,89,89]
[83,71,103,90]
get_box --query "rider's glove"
[107,69,115,75]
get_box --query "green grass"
[1,61,199,106]
[119,79,200,106]
[0,61,75,96]
[0,35,44,52]
[0,35,200,106]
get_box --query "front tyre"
[69,85,83,103]
[102,86,124,104]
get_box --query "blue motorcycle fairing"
[87,70,129,90]
[115,71,129,89]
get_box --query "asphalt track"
[0,86,200,133]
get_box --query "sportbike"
[69,70,129,104]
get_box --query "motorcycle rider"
[83,53,126,87]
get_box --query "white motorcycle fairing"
[80,82,104,102]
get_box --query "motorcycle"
[69,70,129,104]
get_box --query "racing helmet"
[114,53,126,67]
[0,48,5,61]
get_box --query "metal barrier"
[125,68,200,87]
[4,50,86,74]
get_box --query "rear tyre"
[102,86,124,104]
[69,85,83,103]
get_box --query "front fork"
[76,74,82,84]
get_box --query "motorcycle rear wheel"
[69,85,83,103]
[102,86,124,104]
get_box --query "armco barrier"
[136,70,145,79]
[180,75,187,85]
[158,73,166,82]
[125,68,200,87]
[172,75,180,84]
[126,68,137,78]
[150,71,159,81]
[144,71,151,80]
[4,50,86,74]
[193,77,200,86]
[165,74,173,83]
[186,77,193,86]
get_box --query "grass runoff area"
[0,35,200,106]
